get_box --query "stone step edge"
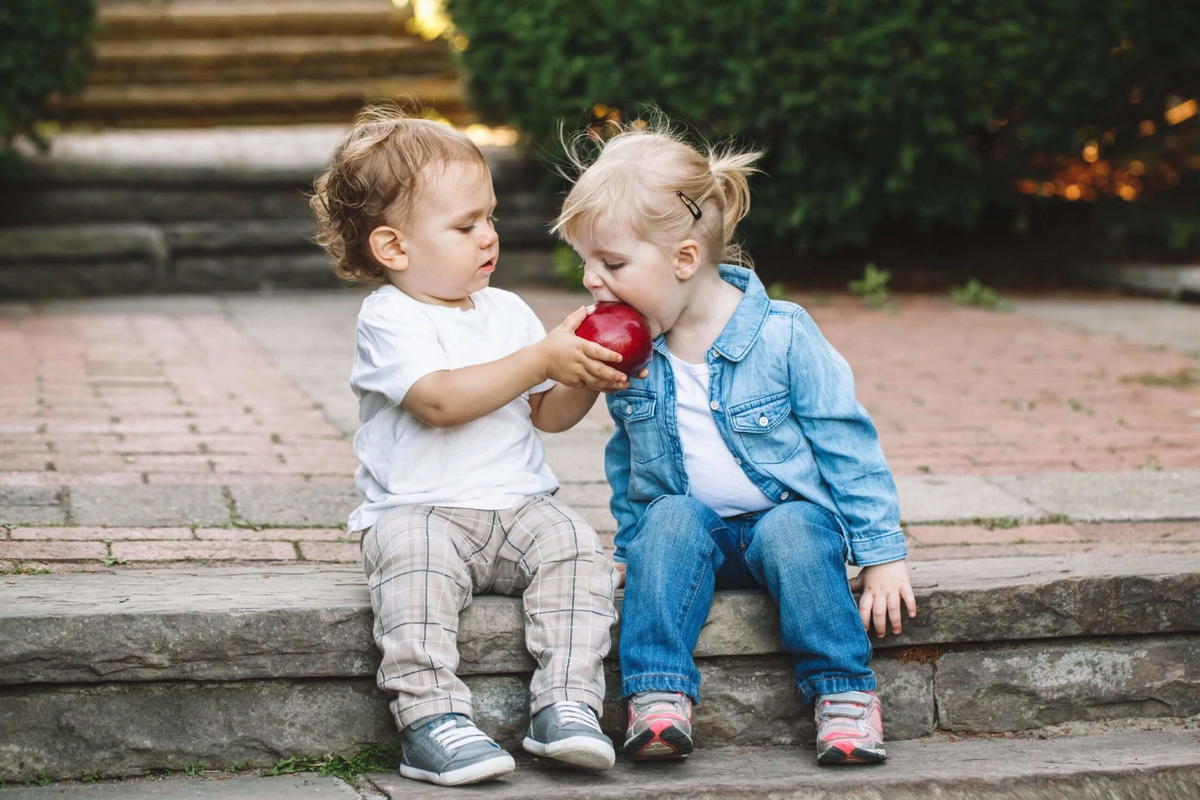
[2,552,1198,686]
[9,140,531,184]
[363,729,1200,800]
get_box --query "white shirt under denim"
[667,351,775,518]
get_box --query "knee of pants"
[627,495,720,562]
[749,502,846,571]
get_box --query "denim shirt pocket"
[611,390,666,464]
[729,392,803,465]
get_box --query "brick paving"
[1,289,1198,572]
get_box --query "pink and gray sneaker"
[622,691,694,760]
[814,690,887,764]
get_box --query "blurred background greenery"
[3,0,1198,291]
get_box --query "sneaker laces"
[430,718,493,753]
[552,700,602,732]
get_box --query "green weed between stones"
[949,279,1012,310]
[183,762,206,777]
[1121,368,1200,389]
[910,515,1071,530]
[848,262,891,309]
[1,561,51,575]
[269,742,401,782]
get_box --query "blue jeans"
[619,495,875,705]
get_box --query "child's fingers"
[560,306,590,332]
[903,584,918,618]
[581,341,624,364]
[872,596,888,638]
[888,592,903,634]
[581,355,628,384]
[857,592,873,631]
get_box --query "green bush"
[446,0,1200,253]
[0,0,95,173]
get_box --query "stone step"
[88,36,452,85]
[1,730,1199,799]
[48,74,471,129]
[1,554,1198,781]
[0,136,560,295]
[95,0,412,41]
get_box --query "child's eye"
[604,261,625,270]
[457,225,474,233]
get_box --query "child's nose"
[479,225,498,247]
[581,267,604,293]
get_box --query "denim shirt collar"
[651,264,771,362]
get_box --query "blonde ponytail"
[707,145,762,265]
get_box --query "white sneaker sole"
[523,734,616,770]
[400,752,516,786]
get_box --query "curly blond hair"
[553,117,762,268]
[310,104,489,285]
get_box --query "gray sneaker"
[522,700,616,770]
[400,713,516,786]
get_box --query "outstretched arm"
[403,306,628,428]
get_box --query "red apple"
[575,302,653,376]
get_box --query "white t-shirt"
[668,352,775,519]
[347,284,558,532]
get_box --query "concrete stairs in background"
[49,0,472,129]
[2,554,1199,791]
[0,132,560,297]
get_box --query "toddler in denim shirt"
[553,118,918,765]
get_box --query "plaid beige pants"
[361,494,618,730]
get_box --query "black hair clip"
[676,191,702,221]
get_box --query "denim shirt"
[604,265,906,568]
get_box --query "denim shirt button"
[709,349,718,359]
[758,416,769,427]
[625,404,633,415]
[780,491,790,500]
[734,458,742,465]
[709,400,720,411]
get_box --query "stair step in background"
[51,0,469,128]
[1,134,559,297]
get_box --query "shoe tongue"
[640,691,682,703]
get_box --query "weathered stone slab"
[4,556,1200,686]
[162,219,316,252]
[0,262,162,299]
[70,485,229,527]
[366,730,1200,800]
[174,253,337,292]
[0,505,68,526]
[937,635,1200,733]
[230,483,360,527]
[0,659,932,782]
[992,470,1200,522]
[895,475,1041,523]
[0,224,167,264]
[0,678,394,782]
[0,774,358,800]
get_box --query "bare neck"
[666,268,743,364]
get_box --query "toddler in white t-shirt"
[309,105,631,787]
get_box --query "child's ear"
[368,225,408,272]
[673,239,702,281]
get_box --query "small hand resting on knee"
[849,560,917,638]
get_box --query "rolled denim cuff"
[848,528,907,567]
